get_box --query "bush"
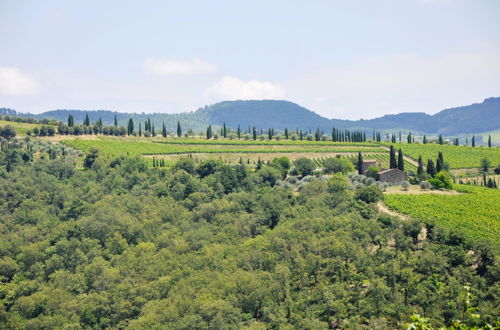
[367,166,380,179]
[401,181,410,191]
[0,125,16,139]
[429,171,453,190]
[322,157,354,174]
[419,181,431,190]
[291,134,298,141]
[295,158,316,176]
[355,185,384,203]
[306,134,314,141]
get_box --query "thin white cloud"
[143,58,217,75]
[206,76,286,101]
[0,66,40,96]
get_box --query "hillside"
[2,97,500,135]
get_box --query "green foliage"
[0,125,16,139]
[429,171,453,190]
[355,185,384,203]
[385,184,500,244]
[294,157,316,176]
[323,157,355,174]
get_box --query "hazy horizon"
[1,0,500,119]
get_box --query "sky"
[1,0,500,120]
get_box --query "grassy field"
[0,120,55,135]
[386,143,500,169]
[62,139,384,158]
[384,184,500,244]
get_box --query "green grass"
[0,120,55,135]
[386,143,500,169]
[384,185,500,244]
[62,139,384,158]
[153,138,379,147]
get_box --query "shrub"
[355,185,384,203]
[323,157,355,174]
[401,181,410,191]
[429,171,453,190]
[419,181,431,190]
[295,158,316,176]
[367,166,380,179]
[291,134,298,141]
[306,134,314,141]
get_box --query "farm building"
[377,168,407,184]
[361,159,377,174]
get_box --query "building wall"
[377,169,407,183]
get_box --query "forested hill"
[3,97,500,134]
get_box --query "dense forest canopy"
[0,139,498,329]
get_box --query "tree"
[223,123,227,138]
[114,115,118,126]
[357,152,363,174]
[0,125,16,139]
[68,114,74,127]
[127,118,134,135]
[472,135,475,147]
[389,145,397,169]
[299,130,303,141]
[252,126,257,140]
[237,125,241,139]
[284,128,289,140]
[162,122,167,137]
[295,158,315,176]
[488,134,492,147]
[417,155,424,176]
[480,158,491,173]
[438,134,444,145]
[268,129,272,140]
[314,128,321,141]
[138,123,142,137]
[177,121,182,137]
[355,185,383,203]
[206,125,212,139]
[407,132,412,144]
[429,171,452,190]
[84,114,90,126]
[427,159,437,177]
[323,157,354,174]
[423,135,427,144]
[397,148,404,171]
[436,152,444,173]
[83,148,99,169]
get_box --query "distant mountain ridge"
[2,97,499,136]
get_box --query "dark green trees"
[427,159,437,177]
[83,148,99,169]
[389,145,397,169]
[284,128,289,140]
[84,114,90,126]
[177,121,182,137]
[206,125,212,139]
[357,152,363,175]
[0,125,16,139]
[472,135,475,147]
[162,122,167,137]
[438,134,444,145]
[423,135,427,144]
[67,114,74,127]
[417,155,424,176]
[252,126,257,140]
[223,123,227,138]
[127,118,134,135]
[488,134,492,147]
[237,125,241,139]
[407,132,412,144]
[114,115,118,126]
[397,148,404,171]
[436,152,444,173]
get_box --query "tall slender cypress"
[357,152,363,175]
[389,145,397,169]
[417,155,424,176]
[427,159,436,177]
[252,126,257,140]
[206,125,212,139]
[177,121,182,137]
[127,118,134,135]
[472,135,475,147]
[284,128,289,140]
[114,115,118,126]
[223,123,227,138]
[397,148,404,171]
[488,134,492,147]
[162,122,167,137]
[237,125,241,139]
[84,114,90,126]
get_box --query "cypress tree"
[114,115,118,126]
[436,152,444,173]
[423,135,427,144]
[299,130,303,141]
[357,152,363,175]
[268,129,272,140]
[139,123,142,137]
[98,117,102,126]
[223,122,227,138]
[127,118,134,135]
[407,132,411,144]
[68,114,74,127]
[84,114,90,126]
[389,145,397,169]
[152,124,155,137]
[398,131,401,142]
[207,125,212,139]
[417,155,424,175]
[162,122,167,137]
[177,121,182,137]
[284,128,289,140]
[438,134,444,145]
[427,159,436,177]
[252,126,257,140]
[472,135,475,147]
[237,125,241,139]
[397,148,404,171]
[488,134,492,147]
[315,128,321,141]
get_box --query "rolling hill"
[2,97,499,136]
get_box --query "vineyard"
[386,143,500,169]
[384,185,500,244]
[61,139,383,158]
[308,153,418,173]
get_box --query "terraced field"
[384,184,500,244]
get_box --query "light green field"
[0,120,55,135]
[387,143,500,169]
[384,185,500,244]
[61,139,384,158]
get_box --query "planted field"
[384,185,500,244]
[386,143,500,169]
[61,139,384,158]
[0,120,55,135]
[153,138,379,147]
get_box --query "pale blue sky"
[1,0,499,119]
